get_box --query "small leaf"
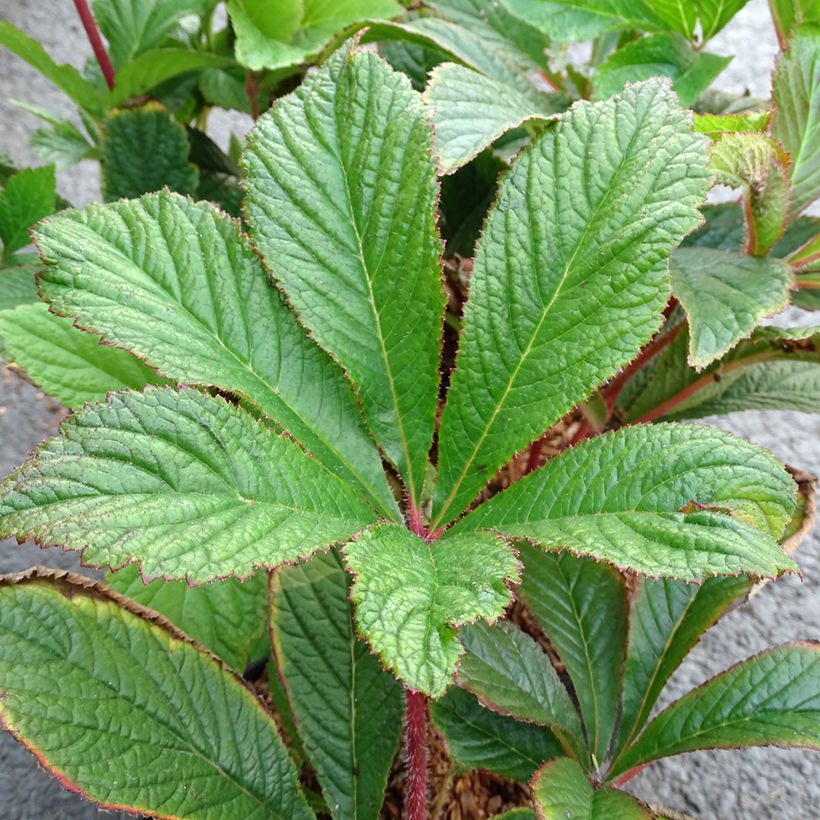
[0,166,55,258]
[0,387,379,583]
[0,303,167,407]
[106,564,269,672]
[432,80,710,528]
[670,248,793,368]
[102,104,199,200]
[424,62,558,173]
[615,575,752,753]
[694,111,771,137]
[593,33,730,108]
[532,757,652,819]
[0,21,101,112]
[272,550,404,820]
[33,190,397,518]
[343,524,519,697]
[710,132,790,255]
[30,122,96,170]
[244,44,444,504]
[455,424,797,581]
[772,25,820,218]
[457,620,587,763]
[431,686,562,782]
[517,546,628,765]
[0,568,312,818]
[610,642,820,777]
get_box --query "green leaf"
[532,757,652,819]
[0,263,39,311]
[272,550,404,820]
[424,62,558,174]
[0,303,167,407]
[106,564,268,672]
[594,33,730,108]
[615,575,752,753]
[30,123,96,170]
[770,0,820,46]
[244,45,443,504]
[710,133,790,255]
[92,0,208,67]
[0,387,379,583]
[108,48,233,106]
[432,80,711,528]
[457,620,587,762]
[670,248,793,368]
[33,190,397,518]
[0,21,102,113]
[772,25,820,217]
[102,104,199,200]
[431,686,562,782]
[0,166,56,258]
[0,568,312,819]
[694,111,770,137]
[610,642,820,777]
[343,524,519,697]
[454,424,797,581]
[517,546,628,765]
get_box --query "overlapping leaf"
[0,165,55,259]
[272,550,403,820]
[0,387,379,582]
[244,45,443,504]
[669,248,793,367]
[32,190,396,517]
[454,424,797,580]
[343,524,519,696]
[0,569,312,819]
[517,546,628,764]
[611,643,820,777]
[432,80,711,527]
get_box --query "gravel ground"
[0,1,818,818]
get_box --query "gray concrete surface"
[0,1,818,818]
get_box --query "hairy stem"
[73,0,115,90]
[404,688,429,820]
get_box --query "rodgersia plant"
[0,12,819,820]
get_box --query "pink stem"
[73,0,115,90]
[404,688,429,820]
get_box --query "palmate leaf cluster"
[0,3,819,819]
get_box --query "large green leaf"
[0,263,39,311]
[432,80,710,527]
[0,303,167,408]
[0,21,102,113]
[454,424,797,581]
[610,642,820,777]
[0,387,378,583]
[615,575,752,753]
[343,524,519,697]
[431,686,562,782]
[0,166,55,259]
[102,104,199,200]
[0,568,312,819]
[244,45,443,504]
[670,248,793,368]
[92,0,208,67]
[533,757,652,819]
[772,26,820,218]
[594,33,730,108]
[457,621,587,763]
[424,63,558,174]
[107,564,269,672]
[770,0,820,46]
[272,550,404,820]
[517,546,628,765]
[33,190,397,518]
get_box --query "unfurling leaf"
[433,79,710,528]
[343,524,519,696]
[0,568,312,819]
[0,387,378,583]
[454,424,797,580]
[244,44,444,505]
